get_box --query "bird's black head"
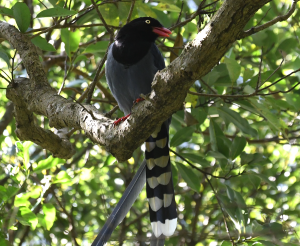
[116,17,172,43]
[112,17,171,66]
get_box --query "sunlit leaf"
[152,3,181,12]
[17,207,38,229]
[34,156,64,173]
[42,204,56,230]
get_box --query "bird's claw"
[113,113,131,126]
[133,97,144,106]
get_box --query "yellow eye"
[145,20,151,24]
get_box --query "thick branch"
[1,0,271,162]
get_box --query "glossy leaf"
[12,3,31,33]
[31,36,56,52]
[176,162,200,192]
[61,29,81,58]
[170,126,194,147]
[34,156,64,173]
[230,136,247,160]
[36,7,76,18]
[224,57,241,83]
[216,106,258,137]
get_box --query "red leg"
[133,97,144,105]
[113,98,143,126]
[113,113,131,126]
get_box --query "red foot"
[133,97,144,106]
[113,113,131,126]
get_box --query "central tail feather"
[145,120,177,238]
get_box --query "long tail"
[91,160,146,246]
[145,120,177,238]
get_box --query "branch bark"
[1,0,271,161]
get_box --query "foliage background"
[0,0,300,245]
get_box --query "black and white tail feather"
[145,120,177,237]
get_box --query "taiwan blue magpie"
[105,17,177,239]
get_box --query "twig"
[91,0,113,35]
[200,78,218,94]
[126,0,136,23]
[170,0,218,30]
[238,0,299,39]
[255,48,264,91]
[105,105,119,118]
[204,174,235,245]
[176,1,184,25]
[170,149,244,180]
[260,57,284,88]
[258,68,300,92]
[50,187,79,246]
[85,57,107,104]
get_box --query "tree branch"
[0,0,272,161]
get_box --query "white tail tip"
[151,218,177,237]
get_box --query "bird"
[105,17,177,239]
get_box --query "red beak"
[152,27,172,37]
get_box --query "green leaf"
[243,173,261,190]
[179,153,211,168]
[6,186,19,200]
[170,126,194,147]
[16,141,24,159]
[84,41,110,53]
[207,151,227,159]
[12,3,31,33]
[176,162,200,192]
[42,204,56,230]
[36,7,77,18]
[0,238,9,246]
[171,162,178,187]
[230,136,247,160]
[52,171,72,184]
[0,7,13,17]
[31,36,56,52]
[215,106,258,137]
[17,207,38,229]
[103,154,116,167]
[221,241,232,246]
[34,156,64,173]
[0,49,10,67]
[248,97,287,134]
[285,94,300,111]
[136,2,157,18]
[243,68,255,83]
[152,3,182,12]
[249,171,276,189]
[191,108,207,125]
[0,186,7,201]
[209,119,224,152]
[224,57,241,83]
[99,4,119,26]
[14,193,31,207]
[61,29,81,58]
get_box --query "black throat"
[112,39,152,66]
